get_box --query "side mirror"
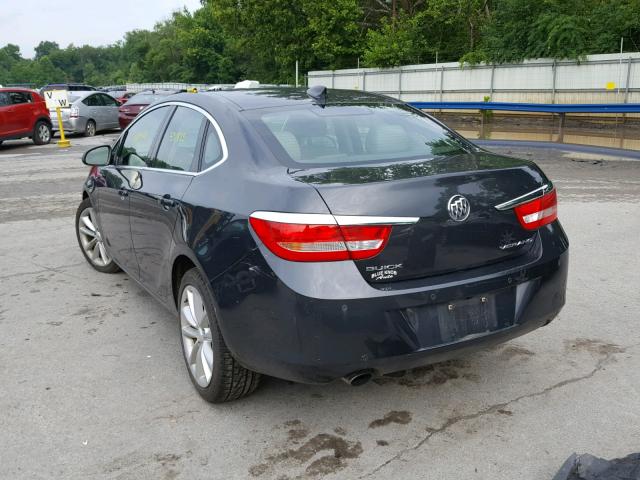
[82,145,111,166]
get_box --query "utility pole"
[295,60,299,88]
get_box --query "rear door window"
[0,92,9,106]
[150,106,205,172]
[119,106,171,167]
[100,94,118,106]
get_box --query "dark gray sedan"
[75,88,568,403]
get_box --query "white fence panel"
[308,52,640,104]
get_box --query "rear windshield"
[127,92,176,105]
[247,104,471,167]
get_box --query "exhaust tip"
[342,371,373,386]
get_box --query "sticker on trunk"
[366,264,403,281]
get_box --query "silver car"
[51,92,120,136]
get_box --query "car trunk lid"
[290,152,549,283]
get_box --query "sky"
[0,0,202,58]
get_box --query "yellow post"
[56,106,71,148]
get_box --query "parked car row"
[0,85,185,146]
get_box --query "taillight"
[70,106,79,118]
[514,190,558,230]
[249,213,393,262]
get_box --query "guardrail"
[407,102,640,113]
[408,101,640,142]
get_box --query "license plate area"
[437,295,497,343]
[401,288,517,347]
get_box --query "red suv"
[0,88,53,146]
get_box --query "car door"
[0,92,10,137]
[83,94,101,130]
[128,105,206,298]
[4,91,32,135]
[96,105,173,277]
[99,93,120,129]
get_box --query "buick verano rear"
[75,88,568,402]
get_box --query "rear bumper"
[212,221,569,383]
[118,114,135,129]
[52,117,85,133]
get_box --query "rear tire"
[84,120,96,137]
[75,198,120,273]
[178,268,260,403]
[33,121,52,145]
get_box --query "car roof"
[201,87,401,111]
[44,83,91,87]
[0,87,38,93]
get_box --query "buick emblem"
[447,195,470,222]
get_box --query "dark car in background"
[117,89,183,128]
[0,88,52,146]
[76,88,568,403]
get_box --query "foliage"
[1,0,639,86]
[465,0,640,64]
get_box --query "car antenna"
[306,85,327,107]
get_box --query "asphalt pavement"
[1,134,639,480]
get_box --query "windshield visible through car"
[248,104,471,167]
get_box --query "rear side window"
[151,106,205,172]
[249,104,470,167]
[201,124,223,169]
[119,106,170,167]
[8,92,32,104]
[83,95,100,107]
[0,92,9,106]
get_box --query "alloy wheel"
[38,124,50,143]
[86,121,96,136]
[180,285,214,388]
[77,207,111,267]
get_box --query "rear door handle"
[160,194,176,210]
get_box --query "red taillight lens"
[514,190,558,230]
[249,216,391,262]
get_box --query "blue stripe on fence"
[408,102,640,113]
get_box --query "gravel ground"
[0,134,639,480]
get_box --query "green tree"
[466,0,640,63]
[363,15,421,67]
[210,0,364,83]
[34,41,60,60]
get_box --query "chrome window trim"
[494,183,552,211]
[115,100,229,176]
[250,211,337,225]
[250,211,419,226]
[334,215,419,225]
